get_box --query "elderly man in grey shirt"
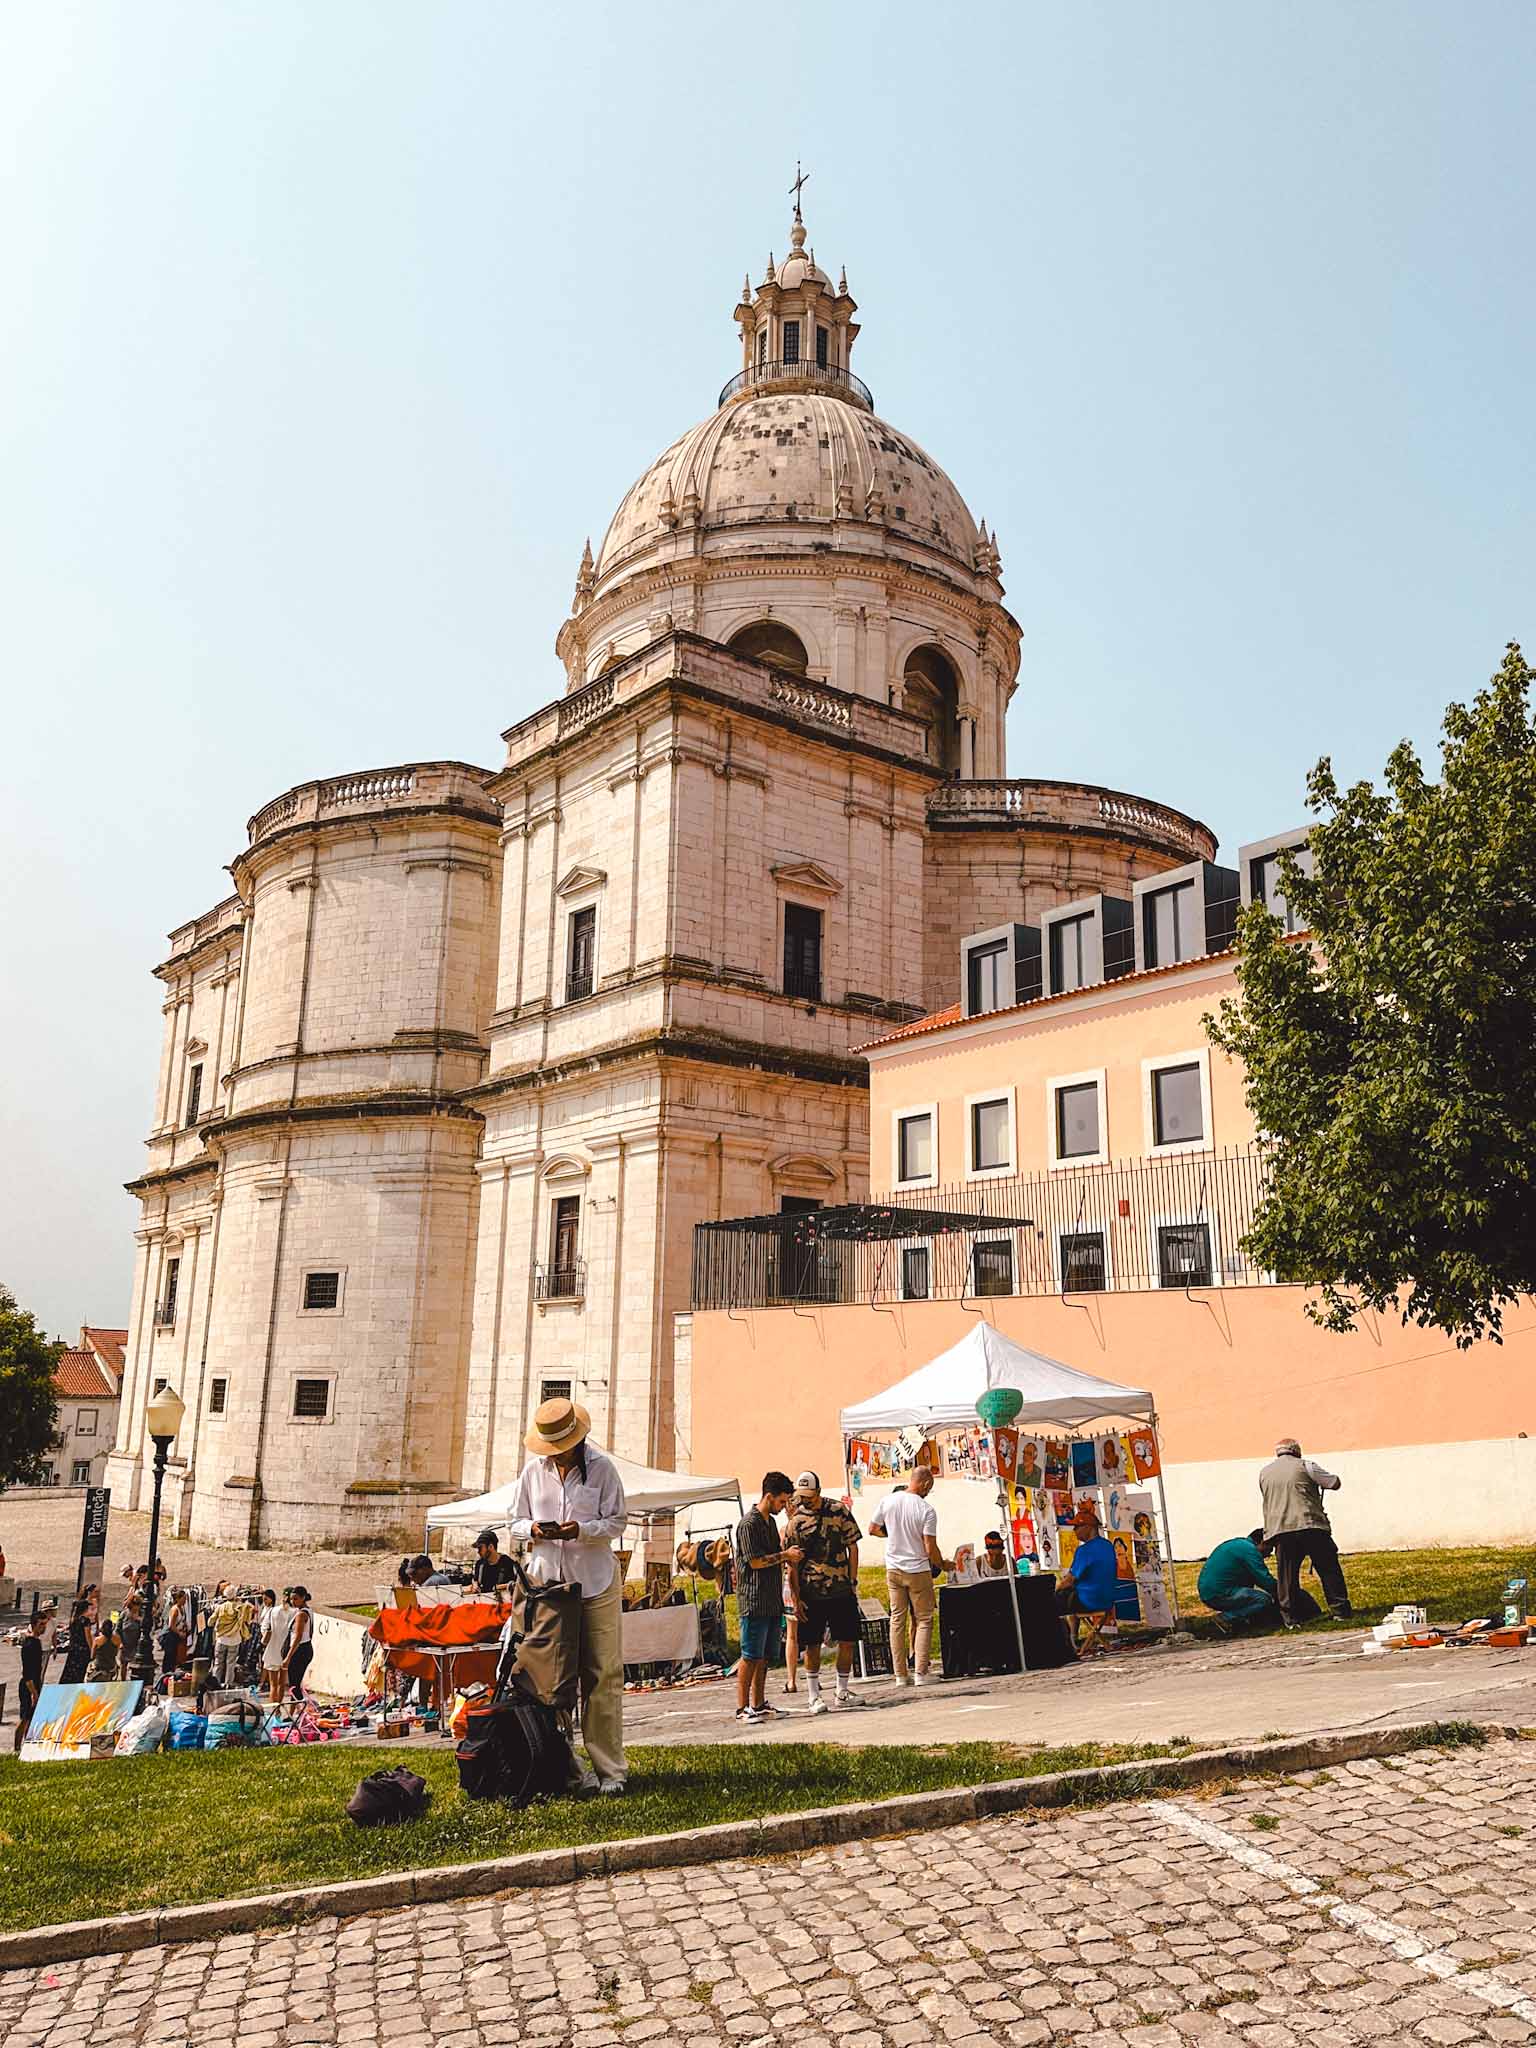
[1259,1437,1352,1625]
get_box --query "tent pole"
[1148,1410,1181,1628]
[997,1476,1030,1676]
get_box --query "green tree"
[1208,642,1536,1346]
[0,1284,63,1489]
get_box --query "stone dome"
[595,389,980,584]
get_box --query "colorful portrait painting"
[1070,1440,1098,1489]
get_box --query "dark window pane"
[782,320,801,364]
[208,1379,228,1415]
[815,324,828,368]
[1049,914,1092,993]
[1060,1231,1106,1292]
[184,1064,203,1125]
[551,1195,581,1288]
[966,938,1008,1016]
[897,1113,932,1182]
[1144,880,1195,966]
[293,1378,330,1419]
[566,905,596,1002]
[1153,1062,1204,1145]
[303,1270,340,1311]
[970,1097,1010,1172]
[1055,1081,1100,1159]
[901,1246,930,1300]
[540,1378,573,1405]
[756,328,767,367]
[1158,1223,1212,1288]
[783,903,822,1000]
[972,1240,1014,1297]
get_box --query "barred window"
[293,1379,331,1420]
[208,1378,228,1415]
[303,1270,341,1311]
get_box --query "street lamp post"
[130,1385,186,1690]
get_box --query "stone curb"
[0,1720,1510,1972]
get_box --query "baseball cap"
[795,1470,820,1494]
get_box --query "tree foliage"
[0,1284,62,1489]
[1208,642,1536,1345]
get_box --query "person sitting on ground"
[732,1471,802,1724]
[975,1531,1012,1579]
[472,1527,518,1596]
[869,1465,953,1687]
[1055,1502,1119,1652]
[1197,1528,1280,1628]
[784,1472,862,1715]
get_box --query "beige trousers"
[576,1575,626,1782]
[886,1567,936,1678]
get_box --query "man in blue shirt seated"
[1197,1528,1280,1628]
[1055,1501,1119,1653]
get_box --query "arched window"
[901,645,961,773]
[728,620,810,676]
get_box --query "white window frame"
[1148,1212,1224,1291]
[75,1407,99,1438]
[964,1086,1016,1181]
[1046,1067,1109,1169]
[891,1102,938,1190]
[71,1459,92,1486]
[562,895,601,1006]
[298,1265,347,1317]
[1053,1223,1115,1293]
[1141,1049,1214,1157]
[899,1241,933,1301]
[969,1235,1017,1297]
[289,1373,337,1426]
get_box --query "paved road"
[4,1743,1534,2044]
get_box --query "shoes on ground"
[807,1695,829,1716]
[598,1776,627,1796]
[752,1701,782,1718]
[897,1673,914,1688]
[912,1671,930,1686]
[572,1768,601,1796]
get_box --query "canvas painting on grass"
[21,1681,143,1762]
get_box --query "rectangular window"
[966,938,1008,1017]
[152,1377,168,1396]
[157,1257,180,1327]
[208,1378,228,1415]
[293,1378,331,1420]
[756,327,768,368]
[1144,880,1196,967]
[782,319,801,364]
[184,1063,203,1125]
[782,902,823,1000]
[1158,1222,1213,1289]
[1049,913,1093,994]
[1054,1081,1100,1160]
[1060,1231,1107,1292]
[75,1408,98,1438]
[1152,1062,1204,1146]
[901,1246,930,1300]
[815,324,828,368]
[896,1112,933,1184]
[71,1460,92,1485]
[972,1240,1014,1297]
[303,1270,341,1311]
[550,1195,581,1292]
[1250,851,1309,933]
[566,904,596,1002]
[970,1097,1011,1173]
[540,1378,574,1406]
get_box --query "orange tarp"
[368,1599,506,1686]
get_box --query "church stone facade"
[107,205,1213,1546]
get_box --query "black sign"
[76,1486,111,1593]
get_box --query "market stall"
[841,1324,1177,1670]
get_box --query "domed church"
[107,198,1213,1546]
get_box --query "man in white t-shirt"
[870,1468,953,1686]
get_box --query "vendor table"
[939,1574,1072,1677]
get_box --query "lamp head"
[145,1384,186,1443]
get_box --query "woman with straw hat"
[509,1396,629,1795]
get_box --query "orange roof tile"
[82,1326,128,1381]
[54,1349,118,1400]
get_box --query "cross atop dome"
[725,180,866,411]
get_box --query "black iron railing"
[691,1147,1274,1310]
[718,359,875,411]
[534,1260,586,1303]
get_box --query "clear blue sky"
[3,4,1532,1340]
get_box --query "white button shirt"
[508,1444,628,1597]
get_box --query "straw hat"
[524,1395,592,1457]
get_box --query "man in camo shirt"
[785,1471,862,1714]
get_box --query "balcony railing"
[153,1300,177,1328]
[691,1147,1273,1311]
[533,1259,586,1303]
[718,359,875,412]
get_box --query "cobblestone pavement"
[5,1743,1536,2045]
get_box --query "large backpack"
[346,1765,431,1827]
[455,1695,571,1806]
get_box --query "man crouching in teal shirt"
[1197,1528,1280,1628]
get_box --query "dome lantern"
[726,171,866,411]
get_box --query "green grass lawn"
[0,1737,1181,1934]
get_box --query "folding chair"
[1072,1608,1115,1658]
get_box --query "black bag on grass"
[456,1696,571,1808]
[346,1765,431,1827]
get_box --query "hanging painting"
[1044,1438,1071,1488]
[1129,1427,1162,1480]
[1016,1436,1047,1495]
[1070,1440,1098,1489]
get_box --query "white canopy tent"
[839,1323,1155,1435]
[424,1451,742,1534]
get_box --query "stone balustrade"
[245,762,497,849]
[927,778,1214,860]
